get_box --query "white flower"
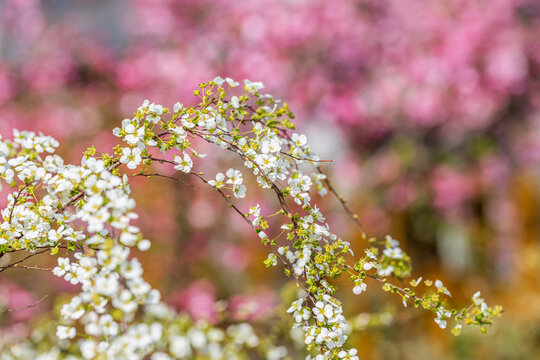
[352,282,367,295]
[120,147,142,170]
[112,290,138,313]
[378,265,394,277]
[338,349,359,360]
[84,157,106,174]
[435,317,447,329]
[435,279,451,296]
[173,154,193,173]
[226,168,243,185]
[53,257,71,277]
[261,137,281,153]
[137,239,151,251]
[363,262,376,271]
[233,184,246,199]
[56,325,76,340]
[125,126,145,146]
[172,125,187,142]
[383,247,403,259]
[434,308,452,329]
[152,353,172,360]
[248,204,263,226]
[244,79,265,93]
[173,102,183,113]
[385,235,400,247]
[169,335,191,358]
[95,274,120,296]
[225,77,239,87]
[48,226,65,243]
[147,103,163,123]
[313,302,335,322]
[80,340,97,359]
[128,278,151,296]
[291,133,307,147]
[208,172,225,189]
[213,76,225,86]
[267,346,287,360]
[61,296,85,320]
[124,123,136,134]
[99,314,119,336]
[188,329,207,349]
[120,258,143,279]
[230,96,240,109]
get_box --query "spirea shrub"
[0,78,502,359]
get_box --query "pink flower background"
[1,0,540,358]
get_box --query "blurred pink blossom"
[0,282,43,323]
[431,166,476,212]
[168,280,218,323]
[228,292,277,322]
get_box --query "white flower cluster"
[164,79,390,358]
[0,128,286,359]
[472,291,490,316]
[0,78,501,359]
[378,235,406,277]
[208,168,246,198]
[3,303,278,360]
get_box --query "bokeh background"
[1,0,540,359]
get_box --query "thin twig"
[132,173,186,184]
[2,295,48,313]
[0,248,50,273]
[0,264,51,271]
[315,164,367,238]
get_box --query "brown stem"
[0,248,50,273]
[1,295,48,313]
